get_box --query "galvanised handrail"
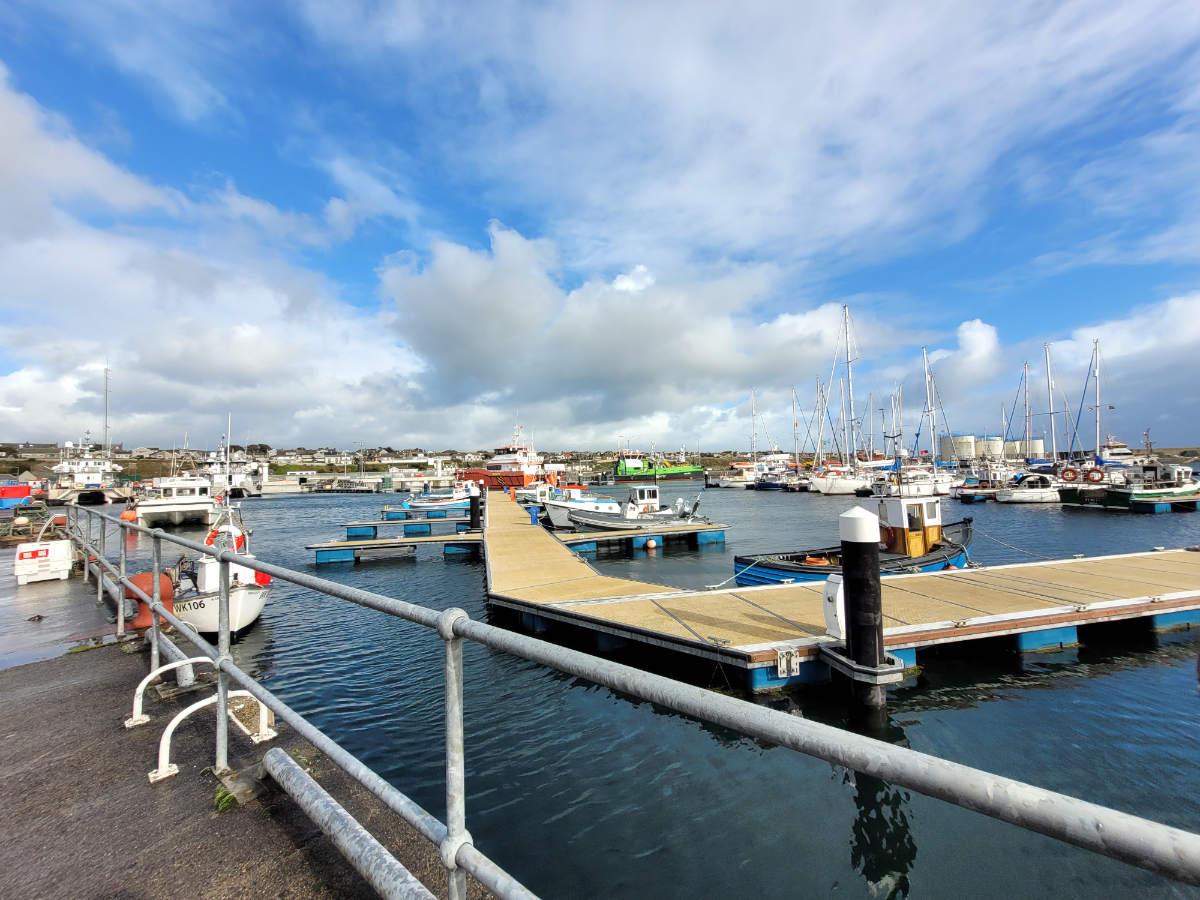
[68,504,1200,891]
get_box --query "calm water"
[118,488,1200,898]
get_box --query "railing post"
[215,555,231,774]
[438,607,472,900]
[150,532,162,672]
[97,513,107,615]
[81,509,90,585]
[117,518,128,639]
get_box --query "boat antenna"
[103,361,110,457]
[226,412,232,508]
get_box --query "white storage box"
[14,540,73,585]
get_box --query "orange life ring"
[880,524,896,545]
[1085,467,1104,483]
[1060,468,1079,482]
[205,526,245,552]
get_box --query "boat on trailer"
[733,496,972,586]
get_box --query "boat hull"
[613,469,704,482]
[1060,485,1200,512]
[732,519,973,586]
[174,583,268,634]
[136,503,218,528]
[567,509,695,531]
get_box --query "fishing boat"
[612,449,704,482]
[1060,462,1200,512]
[566,485,705,531]
[169,502,270,634]
[456,425,563,489]
[134,475,219,528]
[732,496,972,585]
[995,472,1061,503]
[542,484,622,529]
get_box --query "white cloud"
[298,0,1200,272]
[613,265,655,293]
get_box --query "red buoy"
[124,572,174,631]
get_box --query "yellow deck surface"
[484,492,1200,653]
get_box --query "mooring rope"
[706,557,761,590]
[970,526,1059,560]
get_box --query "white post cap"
[839,505,880,543]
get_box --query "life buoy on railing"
[1060,468,1079,482]
[205,524,245,552]
[880,524,896,545]
[1085,467,1105,483]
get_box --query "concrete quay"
[0,555,488,899]
[0,642,489,899]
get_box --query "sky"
[2,1,1200,453]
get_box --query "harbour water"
[115,487,1200,897]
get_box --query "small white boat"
[135,475,219,528]
[403,482,472,510]
[567,485,705,531]
[170,504,270,634]
[995,472,1061,503]
[543,485,622,529]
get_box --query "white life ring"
[205,524,245,552]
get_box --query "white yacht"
[542,485,622,529]
[995,472,1062,504]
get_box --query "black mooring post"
[840,506,886,709]
[469,490,481,530]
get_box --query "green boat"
[1060,462,1200,512]
[613,451,704,482]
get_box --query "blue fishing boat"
[733,497,972,586]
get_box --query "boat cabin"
[1128,463,1193,487]
[625,484,661,513]
[877,496,943,558]
[148,476,212,498]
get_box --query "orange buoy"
[124,572,174,631]
[804,557,830,566]
[119,508,138,522]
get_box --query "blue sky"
[2,1,1200,452]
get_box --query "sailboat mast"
[839,378,848,466]
[1023,360,1031,459]
[1093,339,1101,462]
[1044,343,1057,463]
[813,378,825,469]
[843,305,856,468]
[922,347,935,463]
[750,388,758,464]
[866,391,873,459]
[792,387,799,474]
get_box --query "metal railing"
[65,504,1200,895]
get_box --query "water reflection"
[846,711,916,899]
